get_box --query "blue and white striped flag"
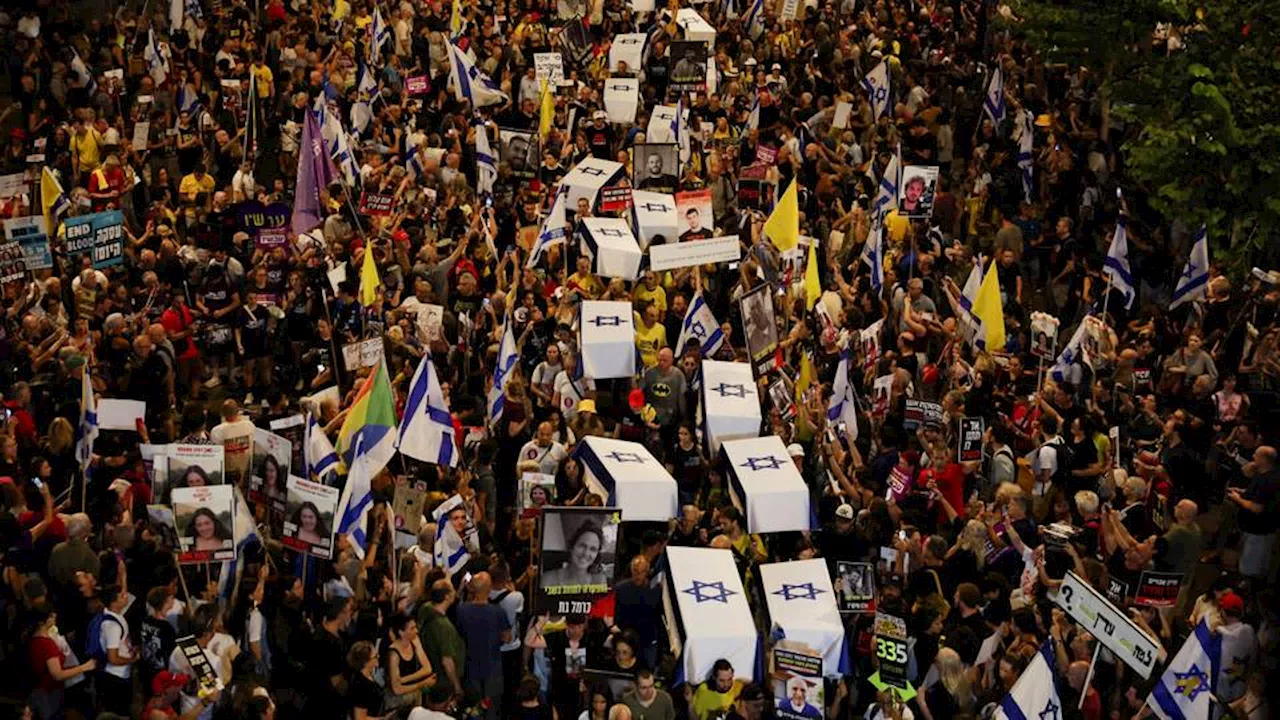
[984,65,1006,127]
[397,355,457,467]
[994,642,1061,720]
[369,7,391,64]
[1018,110,1034,202]
[677,292,725,357]
[217,487,261,600]
[1049,316,1093,383]
[474,116,497,198]
[743,0,765,40]
[1169,225,1209,310]
[176,82,201,115]
[75,367,98,472]
[672,96,690,164]
[145,28,170,86]
[487,311,519,426]
[446,40,509,108]
[71,51,97,96]
[1104,216,1136,310]
[357,62,378,97]
[827,345,859,442]
[871,144,901,218]
[1146,620,1221,720]
[745,92,760,131]
[861,212,885,292]
[527,186,568,269]
[862,60,891,120]
[304,412,339,485]
[315,98,359,186]
[432,494,473,579]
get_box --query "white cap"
[771,63,781,70]
[744,57,757,66]
[786,443,805,458]
[835,503,854,520]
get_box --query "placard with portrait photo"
[739,283,779,376]
[674,189,714,242]
[172,485,236,564]
[632,144,679,194]
[537,507,621,614]
[499,128,539,179]
[898,165,939,219]
[282,476,339,559]
[520,472,557,518]
[668,41,708,92]
[163,444,225,504]
[250,428,291,533]
[835,561,875,614]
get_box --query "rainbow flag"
[336,360,397,556]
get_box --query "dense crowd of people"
[0,1,1277,720]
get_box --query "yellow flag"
[41,167,66,234]
[795,351,813,407]
[764,179,799,252]
[971,260,1006,352]
[804,240,821,310]
[450,0,463,35]
[539,79,554,139]
[359,244,380,307]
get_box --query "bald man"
[608,705,632,720]
[611,555,662,667]
[516,421,567,475]
[1229,446,1280,580]
[1067,659,1101,715]
[456,570,510,720]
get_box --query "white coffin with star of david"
[759,559,847,677]
[675,8,716,46]
[721,435,811,534]
[579,300,636,379]
[701,360,762,454]
[663,546,757,685]
[562,157,627,211]
[574,436,678,522]
[578,217,643,280]
[630,190,679,250]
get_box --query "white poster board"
[649,235,741,272]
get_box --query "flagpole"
[1079,642,1101,710]
[1100,273,1113,321]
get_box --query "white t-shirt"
[408,709,457,720]
[553,371,593,421]
[517,440,567,475]
[489,588,524,653]
[211,417,255,482]
[531,361,563,397]
[101,610,134,679]
[1029,437,1061,497]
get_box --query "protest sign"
[5,217,51,271]
[0,173,25,197]
[1105,577,1131,605]
[172,485,236,564]
[64,210,125,269]
[343,338,385,371]
[1134,571,1183,608]
[405,75,429,95]
[772,648,824,720]
[250,428,291,532]
[0,241,25,283]
[898,165,939,219]
[669,41,707,91]
[97,399,146,430]
[176,635,225,697]
[1030,312,1061,360]
[392,480,427,535]
[874,612,910,689]
[1054,571,1159,678]
[163,444,226,505]
[673,189,713,241]
[131,121,150,151]
[648,235,741,272]
[833,102,852,129]
[282,476,340,559]
[359,191,395,216]
[835,561,875,614]
[959,417,985,462]
[903,399,943,430]
[633,144,678,193]
[268,415,306,485]
[414,304,444,343]
[598,185,633,213]
[741,284,779,376]
[519,472,557,518]
[534,52,565,86]
[537,506,621,614]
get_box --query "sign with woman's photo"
[163,444,225,503]
[537,507,621,614]
[250,428,291,532]
[740,283,779,377]
[897,165,939,219]
[1029,312,1060,360]
[282,476,339,559]
[520,472,557,518]
[172,485,236,564]
[268,415,306,479]
[835,561,875,614]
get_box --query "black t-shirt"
[237,305,270,357]
[138,615,177,680]
[1239,468,1280,535]
[308,627,349,719]
[348,672,384,716]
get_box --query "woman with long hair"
[918,647,972,720]
[290,501,331,547]
[186,507,232,552]
[554,456,587,506]
[383,614,435,710]
[346,641,384,720]
[542,519,607,589]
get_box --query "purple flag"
[292,111,338,235]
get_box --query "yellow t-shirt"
[71,128,103,172]
[633,318,667,369]
[251,65,273,97]
[884,208,910,245]
[692,679,744,720]
[179,173,216,202]
[634,284,667,314]
[567,271,603,299]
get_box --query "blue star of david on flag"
[683,579,737,604]
[741,456,786,471]
[606,451,645,463]
[711,383,747,398]
[1038,698,1060,720]
[1173,665,1210,701]
[1181,261,1199,281]
[588,315,623,327]
[772,582,825,601]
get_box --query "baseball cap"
[771,62,781,70]
[152,670,190,695]
[577,399,597,414]
[835,503,854,521]
[1219,591,1244,615]
[744,57,757,66]
[593,110,607,120]
[787,443,805,458]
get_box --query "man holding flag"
[335,360,397,558]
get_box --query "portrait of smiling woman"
[290,501,332,547]
[542,516,611,589]
[186,507,232,552]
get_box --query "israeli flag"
[1104,216,1136,310]
[357,62,378,97]
[432,494,473,579]
[1049,317,1093,383]
[1169,225,1209,310]
[994,642,1062,720]
[678,292,725,357]
[672,97,690,164]
[746,92,760,131]
[446,40,509,108]
[145,29,170,86]
[1146,620,1221,720]
[1017,110,1034,202]
[984,65,1006,127]
[827,346,859,442]
[169,0,184,34]
[369,7,391,64]
[217,487,262,600]
[862,60,891,120]
[744,0,765,40]
[527,187,568,269]
[871,145,901,218]
[406,148,426,180]
[337,470,375,558]
[315,99,359,186]
[474,117,496,198]
[71,51,97,95]
[176,82,201,115]
[861,213,885,292]
[305,413,340,484]
[960,256,983,313]
[487,312,519,426]
[350,101,373,135]
[397,355,458,467]
[75,368,98,472]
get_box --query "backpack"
[490,589,524,642]
[1045,437,1075,488]
[84,611,123,666]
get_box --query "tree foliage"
[1008,0,1280,270]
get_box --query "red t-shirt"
[920,462,967,526]
[18,510,66,543]
[160,306,199,359]
[29,636,65,692]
